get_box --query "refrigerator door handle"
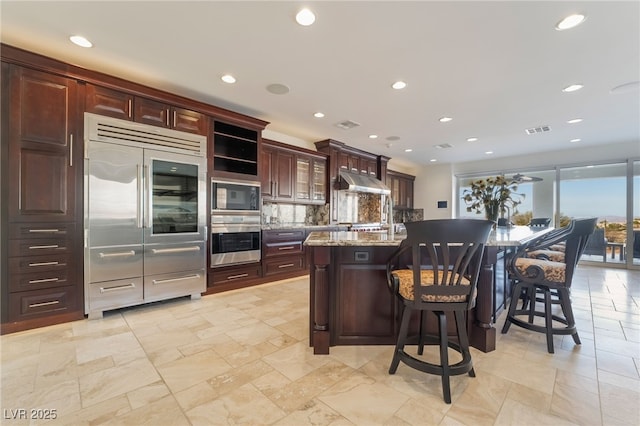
[144,164,151,229]
[137,164,143,228]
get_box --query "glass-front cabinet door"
[312,159,326,202]
[296,157,311,201]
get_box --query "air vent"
[525,125,551,135]
[434,143,453,149]
[335,120,361,130]
[85,113,206,156]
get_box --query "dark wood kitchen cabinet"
[212,120,259,177]
[262,229,307,279]
[85,84,208,135]
[2,64,84,333]
[387,169,415,209]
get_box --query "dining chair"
[501,217,597,353]
[528,217,551,227]
[385,219,493,403]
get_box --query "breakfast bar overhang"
[304,226,552,355]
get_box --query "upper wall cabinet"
[85,84,208,135]
[212,121,259,177]
[261,139,327,204]
[387,170,415,209]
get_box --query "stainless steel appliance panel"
[144,269,205,303]
[144,150,207,245]
[211,224,261,267]
[87,141,143,247]
[144,241,205,276]
[88,277,144,313]
[211,178,261,214]
[87,245,143,283]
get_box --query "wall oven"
[211,216,261,267]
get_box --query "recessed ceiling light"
[391,81,407,90]
[313,112,325,118]
[221,74,236,84]
[555,14,586,31]
[266,83,290,95]
[567,118,583,124]
[485,151,494,155]
[562,84,583,93]
[439,116,453,123]
[404,149,412,152]
[296,8,315,26]
[69,35,92,48]
[570,138,581,143]
[368,134,378,139]
[466,137,478,142]
[430,159,437,162]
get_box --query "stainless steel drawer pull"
[278,246,295,250]
[99,250,136,258]
[227,273,249,280]
[152,274,201,285]
[151,246,200,254]
[28,261,59,267]
[28,229,60,233]
[100,283,136,293]
[29,245,60,250]
[278,263,295,268]
[29,300,60,308]
[28,278,59,284]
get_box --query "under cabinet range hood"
[338,170,391,195]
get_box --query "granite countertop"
[304,226,553,247]
[261,224,349,231]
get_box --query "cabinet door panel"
[260,147,275,198]
[135,97,169,128]
[173,107,207,135]
[85,84,133,120]
[275,151,294,200]
[8,67,78,222]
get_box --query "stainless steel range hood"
[338,170,391,195]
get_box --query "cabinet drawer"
[263,255,305,277]
[8,237,74,257]
[262,229,305,243]
[263,241,303,257]
[144,269,205,303]
[8,286,77,321]
[88,277,144,313]
[9,254,70,275]
[211,263,261,285]
[8,223,74,239]
[8,268,71,293]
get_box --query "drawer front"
[144,242,205,276]
[9,254,69,275]
[87,246,143,283]
[8,223,74,240]
[8,268,71,292]
[8,286,76,320]
[144,269,205,302]
[9,237,74,257]
[263,255,305,277]
[88,277,144,312]
[263,241,303,258]
[262,229,305,243]
[212,263,261,285]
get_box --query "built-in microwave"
[211,178,260,215]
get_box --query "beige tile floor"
[1,265,639,425]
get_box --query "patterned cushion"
[392,269,471,302]
[527,249,565,262]
[514,258,566,283]
[549,243,566,252]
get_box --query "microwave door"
[143,150,206,244]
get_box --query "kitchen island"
[304,226,552,354]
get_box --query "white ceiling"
[2,1,639,167]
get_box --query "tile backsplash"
[262,202,329,226]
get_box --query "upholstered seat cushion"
[514,258,566,283]
[391,269,471,302]
[549,243,566,252]
[527,249,565,262]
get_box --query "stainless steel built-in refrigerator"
[84,113,207,319]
